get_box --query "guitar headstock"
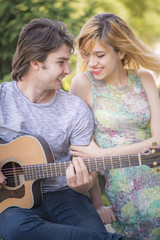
[142,142,160,172]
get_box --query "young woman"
[70,13,160,239]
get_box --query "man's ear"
[30,60,40,71]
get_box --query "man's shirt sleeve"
[70,100,94,146]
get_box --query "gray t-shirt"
[0,81,94,193]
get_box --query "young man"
[0,17,123,240]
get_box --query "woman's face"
[82,40,123,81]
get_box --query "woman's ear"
[119,51,125,60]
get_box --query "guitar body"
[0,135,54,213]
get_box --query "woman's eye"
[97,54,105,58]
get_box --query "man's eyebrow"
[57,57,70,61]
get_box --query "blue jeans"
[0,188,121,240]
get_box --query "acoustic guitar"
[0,135,159,213]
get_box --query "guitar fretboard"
[24,152,158,181]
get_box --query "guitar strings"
[1,153,159,185]
[1,152,159,174]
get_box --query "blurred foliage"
[98,174,111,206]
[1,0,160,90]
[62,54,77,91]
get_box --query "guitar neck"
[24,152,158,181]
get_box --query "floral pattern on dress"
[87,69,160,239]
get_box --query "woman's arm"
[70,73,117,224]
[89,178,117,224]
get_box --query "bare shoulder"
[138,69,157,91]
[70,72,90,89]
[138,69,154,82]
[138,69,160,101]
[69,72,91,102]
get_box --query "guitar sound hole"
[2,161,24,188]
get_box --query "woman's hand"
[70,140,103,158]
[96,205,117,224]
[0,170,7,189]
[66,157,97,193]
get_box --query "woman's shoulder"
[128,69,155,87]
[138,69,154,80]
[69,72,91,103]
[128,69,153,81]
[71,72,90,87]
[70,72,91,92]
[137,69,159,97]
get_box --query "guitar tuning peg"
[153,161,158,167]
[152,142,157,147]
[155,168,160,173]
[153,157,160,173]
[151,142,157,153]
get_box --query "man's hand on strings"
[66,157,97,193]
[0,170,7,189]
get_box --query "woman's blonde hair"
[76,13,160,74]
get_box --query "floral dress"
[87,70,160,240]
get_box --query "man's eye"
[58,61,64,65]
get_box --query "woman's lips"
[92,68,103,75]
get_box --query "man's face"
[38,44,71,91]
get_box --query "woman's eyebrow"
[94,51,106,54]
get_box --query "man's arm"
[66,98,98,192]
